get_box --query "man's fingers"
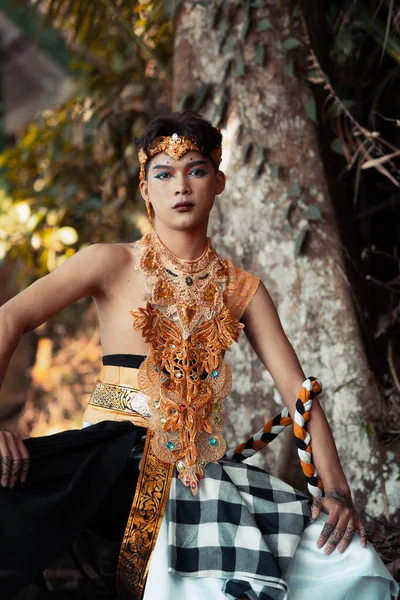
[324,525,346,555]
[6,435,23,489]
[20,458,30,484]
[317,520,336,548]
[358,523,367,548]
[0,455,12,487]
[0,434,12,487]
[310,497,322,523]
[16,437,30,484]
[0,431,30,487]
[337,521,357,554]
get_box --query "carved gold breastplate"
[130,230,244,495]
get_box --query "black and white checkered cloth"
[166,458,311,600]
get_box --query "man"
[0,110,397,599]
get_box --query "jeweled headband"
[138,132,222,181]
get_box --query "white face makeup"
[139,150,225,231]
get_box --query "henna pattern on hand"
[325,488,353,508]
[342,527,356,544]
[319,522,335,542]
[1,456,11,480]
[10,460,20,485]
[20,459,30,481]
[327,527,345,548]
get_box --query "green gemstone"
[154,364,159,372]
[208,436,218,446]
[211,369,218,378]
[214,416,221,424]
[166,441,175,451]
[161,376,168,382]
[214,402,221,410]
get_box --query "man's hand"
[0,430,30,488]
[311,488,367,555]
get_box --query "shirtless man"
[0,110,396,600]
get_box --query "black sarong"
[0,421,146,599]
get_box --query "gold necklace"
[136,229,229,340]
[131,231,244,494]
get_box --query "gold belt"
[83,366,149,428]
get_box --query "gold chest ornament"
[130,230,244,495]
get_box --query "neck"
[153,222,209,261]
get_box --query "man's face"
[139,150,226,231]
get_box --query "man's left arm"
[241,280,367,554]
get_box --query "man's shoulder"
[79,241,137,268]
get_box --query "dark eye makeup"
[154,168,208,180]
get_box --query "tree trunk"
[172,0,400,518]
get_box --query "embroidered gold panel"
[117,430,173,600]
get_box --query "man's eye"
[155,172,172,180]
[189,169,207,176]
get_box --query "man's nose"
[174,173,191,195]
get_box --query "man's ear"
[139,180,149,201]
[215,170,226,195]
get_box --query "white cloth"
[143,511,398,600]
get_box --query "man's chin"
[157,215,209,232]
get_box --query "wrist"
[324,488,353,507]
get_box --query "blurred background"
[0,0,399,575]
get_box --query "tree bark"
[172,0,400,518]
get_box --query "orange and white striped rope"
[226,377,324,498]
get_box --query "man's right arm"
[0,242,123,488]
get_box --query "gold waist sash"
[83,365,150,428]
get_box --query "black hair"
[135,110,222,180]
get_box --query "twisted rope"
[226,377,324,498]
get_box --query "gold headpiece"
[138,132,222,181]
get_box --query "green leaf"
[282,202,294,228]
[269,164,280,178]
[254,146,265,179]
[304,205,321,221]
[304,96,318,124]
[335,30,353,55]
[212,97,226,128]
[330,138,345,155]
[256,45,265,67]
[178,93,189,112]
[234,61,245,78]
[285,60,294,78]
[222,36,234,54]
[287,181,301,198]
[256,18,273,32]
[221,58,232,80]
[243,142,253,165]
[307,69,325,84]
[294,227,308,258]
[192,84,210,112]
[240,9,251,40]
[281,38,302,51]
[326,100,357,119]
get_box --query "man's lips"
[173,201,195,209]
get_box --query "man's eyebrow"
[151,160,210,171]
